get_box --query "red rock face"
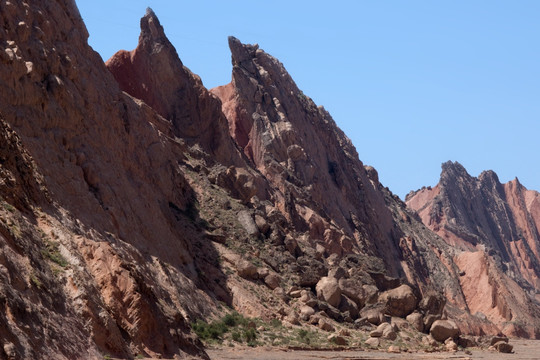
[106,9,241,166]
[212,36,398,261]
[407,161,540,337]
[0,1,211,358]
[4,1,540,358]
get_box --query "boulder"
[338,295,359,319]
[289,289,303,298]
[284,235,301,257]
[256,267,270,278]
[423,314,441,331]
[299,305,315,321]
[391,316,409,331]
[445,339,458,352]
[494,341,513,353]
[490,335,509,346]
[285,310,300,325]
[316,277,342,307]
[418,292,445,316]
[360,307,384,325]
[363,284,379,304]
[406,311,423,332]
[457,335,477,348]
[430,320,460,342]
[364,337,380,348]
[273,287,287,301]
[387,345,401,353]
[236,259,258,279]
[254,214,270,234]
[422,334,439,347]
[328,334,347,346]
[370,322,395,340]
[237,210,259,236]
[328,266,347,280]
[378,284,417,318]
[338,278,367,307]
[318,319,334,332]
[264,273,281,289]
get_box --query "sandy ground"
[207,339,540,359]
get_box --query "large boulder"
[378,284,418,317]
[360,305,385,325]
[316,277,342,307]
[339,295,359,319]
[418,292,445,316]
[430,320,460,342]
[494,341,513,353]
[338,278,367,308]
[370,323,396,340]
[264,273,281,289]
[299,305,315,321]
[406,311,424,332]
[237,210,259,236]
[236,259,258,279]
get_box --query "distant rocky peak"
[440,161,469,180]
[478,169,501,189]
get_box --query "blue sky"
[77,1,540,198]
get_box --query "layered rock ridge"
[407,161,540,338]
[0,1,218,358]
[1,0,537,358]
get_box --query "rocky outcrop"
[0,1,216,358]
[3,0,540,358]
[105,9,240,166]
[407,161,540,338]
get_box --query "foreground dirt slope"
[0,0,539,359]
[407,161,540,338]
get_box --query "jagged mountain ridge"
[407,161,540,337]
[0,0,538,358]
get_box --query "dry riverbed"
[207,339,540,359]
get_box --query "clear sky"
[77,1,540,199]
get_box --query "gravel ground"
[207,339,539,359]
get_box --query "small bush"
[222,312,247,327]
[2,202,15,213]
[41,240,68,268]
[231,331,242,343]
[191,319,228,340]
[244,328,256,343]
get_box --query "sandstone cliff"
[0,1,538,359]
[407,161,540,338]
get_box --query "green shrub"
[232,331,242,342]
[244,328,256,343]
[191,319,227,340]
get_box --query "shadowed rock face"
[3,1,540,358]
[106,9,241,166]
[407,161,540,337]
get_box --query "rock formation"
[407,161,540,338]
[0,0,539,358]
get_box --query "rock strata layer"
[407,161,540,338]
[1,1,540,358]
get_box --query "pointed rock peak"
[140,7,168,45]
[508,176,524,191]
[479,169,501,187]
[228,36,259,63]
[441,161,469,178]
[227,36,261,75]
